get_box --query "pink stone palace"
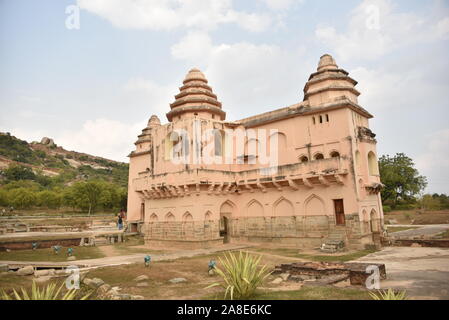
[127,54,384,249]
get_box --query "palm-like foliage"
[0,281,91,300]
[206,251,271,300]
[369,288,407,300]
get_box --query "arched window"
[165,213,175,221]
[299,155,309,163]
[314,153,324,160]
[330,151,340,158]
[368,151,379,175]
[183,212,193,221]
[205,211,213,221]
[150,213,158,222]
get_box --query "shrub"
[1,281,91,300]
[369,288,407,300]
[382,205,392,213]
[206,251,271,300]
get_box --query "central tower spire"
[166,68,226,122]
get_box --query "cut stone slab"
[271,277,283,285]
[17,266,34,276]
[132,295,145,300]
[134,275,149,282]
[67,256,77,261]
[34,269,55,277]
[169,278,187,284]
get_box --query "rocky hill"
[0,132,129,188]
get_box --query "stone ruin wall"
[143,214,379,249]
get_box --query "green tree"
[36,190,62,209]
[379,153,427,208]
[72,181,103,215]
[9,188,37,209]
[0,189,9,207]
[4,164,36,181]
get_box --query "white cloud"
[124,77,177,119]
[315,0,447,61]
[170,31,213,61]
[415,129,449,194]
[416,129,449,171]
[57,119,144,162]
[77,0,272,32]
[262,0,304,11]
[170,32,310,119]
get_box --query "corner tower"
[303,54,360,107]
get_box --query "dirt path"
[353,247,449,300]
[389,224,449,239]
[0,244,253,269]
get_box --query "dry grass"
[385,209,449,225]
[0,246,105,262]
[0,249,374,300]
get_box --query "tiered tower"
[166,68,225,122]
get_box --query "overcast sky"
[0,0,448,194]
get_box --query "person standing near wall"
[117,214,123,230]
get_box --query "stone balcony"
[133,157,349,199]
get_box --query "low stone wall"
[389,239,449,248]
[144,214,371,249]
[0,238,82,251]
[274,262,386,286]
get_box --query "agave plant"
[206,251,271,300]
[369,288,408,300]
[0,281,91,300]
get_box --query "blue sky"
[0,0,448,194]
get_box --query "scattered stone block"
[34,276,52,284]
[169,278,187,284]
[97,284,112,297]
[67,256,77,261]
[137,282,149,287]
[83,277,104,288]
[134,275,149,282]
[34,269,52,277]
[279,273,290,281]
[131,295,144,300]
[411,243,422,247]
[271,277,283,284]
[17,266,34,276]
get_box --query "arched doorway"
[220,201,235,243]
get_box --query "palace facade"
[127,54,384,249]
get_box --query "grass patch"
[0,246,105,262]
[436,229,449,239]
[251,248,376,262]
[387,226,420,233]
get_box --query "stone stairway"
[320,227,347,253]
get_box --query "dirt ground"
[385,210,449,225]
[0,248,372,300]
